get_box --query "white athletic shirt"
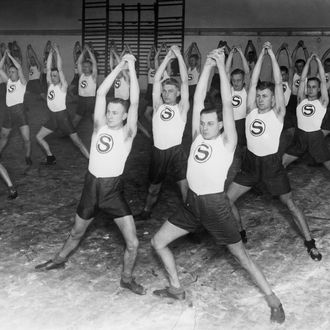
[114,76,130,100]
[292,73,301,95]
[78,74,96,97]
[188,67,199,86]
[187,134,234,195]
[282,81,291,106]
[6,79,26,107]
[47,84,66,112]
[231,87,247,120]
[88,126,130,178]
[152,103,186,150]
[29,65,40,80]
[296,98,326,132]
[147,68,156,84]
[246,108,283,157]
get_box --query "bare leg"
[0,127,11,155]
[322,129,330,137]
[323,160,330,171]
[282,153,299,168]
[69,133,90,159]
[36,126,54,156]
[151,220,189,288]
[72,114,82,128]
[177,178,188,202]
[144,182,162,212]
[19,125,31,158]
[0,163,14,187]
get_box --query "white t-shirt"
[78,74,96,97]
[231,87,247,120]
[47,84,66,112]
[6,79,26,107]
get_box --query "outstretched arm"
[236,46,250,87]
[297,55,312,104]
[94,59,126,129]
[7,52,26,85]
[171,45,189,115]
[192,52,217,140]
[46,49,53,85]
[76,48,85,76]
[225,47,235,78]
[124,54,139,140]
[86,46,98,79]
[277,43,293,87]
[315,55,329,108]
[247,46,266,113]
[0,51,8,82]
[53,44,67,89]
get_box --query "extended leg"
[69,132,90,159]
[0,127,11,156]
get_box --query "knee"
[70,227,86,240]
[151,235,164,251]
[36,133,43,143]
[148,184,161,197]
[126,237,139,252]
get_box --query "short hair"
[189,54,199,61]
[295,59,306,66]
[280,66,289,74]
[82,59,92,66]
[231,68,245,78]
[324,58,330,65]
[162,78,180,90]
[107,97,129,112]
[200,107,223,121]
[51,67,59,73]
[8,65,17,71]
[307,77,321,87]
[257,81,275,94]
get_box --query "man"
[136,45,189,220]
[0,49,32,165]
[35,44,89,165]
[185,42,201,100]
[72,44,98,127]
[226,42,322,261]
[35,54,146,295]
[151,48,285,324]
[283,53,330,171]
[226,45,250,146]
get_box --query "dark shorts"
[286,128,330,163]
[284,94,298,130]
[144,83,153,105]
[149,144,187,184]
[169,189,241,245]
[321,105,330,131]
[2,104,29,129]
[40,73,48,94]
[76,96,96,117]
[234,149,291,196]
[70,74,80,95]
[235,118,246,146]
[43,109,76,135]
[77,171,132,220]
[26,79,42,94]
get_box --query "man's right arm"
[297,55,312,104]
[0,51,8,82]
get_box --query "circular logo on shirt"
[115,79,121,89]
[29,69,34,76]
[294,79,300,88]
[96,134,114,154]
[188,73,193,81]
[8,85,16,93]
[47,90,55,100]
[80,80,88,88]
[302,104,316,117]
[150,70,155,78]
[160,107,175,121]
[232,95,242,108]
[282,83,287,92]
[249,119,266,137]
[193,143,212,163]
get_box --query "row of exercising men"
[34,41,330,324]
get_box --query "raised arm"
[7,52,26,85]
[73,41,81,64]
[147,45,153,69]
[322,48,330,63]
[46,49,53,85]
[94,59,126,129]
[152,48,175,110]
[244,40,257,62]
[192,52,216,140]
[192,42,202,71]
[86,46,98,79]
[76,48,85,76]
[12,41,22,64]
[292,40,309,64]
[267,44,285,119]
[247,46,266,112]
[297,55,312,103]
[170,45,189,115]
[276,43,293,87]
[236,46,250,87]
[225,47,235,77]
[123,54,139,140]
[53,44,67,89]
[27,45,41,71]
[0,51,8,82]
[315,55,329,108]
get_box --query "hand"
[170,45,181,57]
[84,44,90,51]
[53,43,59,51]
[165,49,176,60]
[211,48,225,66]
[27,44,32,49]
[281,42,288,49]
[122,53,136,63]
[205,50,217,67]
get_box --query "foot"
[270,304,285,324]
[25,156,33,166]
[240,230,248,243]
[120,278,146,295]
[41,155,56,166]
[304,239,322,261]
[35,259,66,271]
[7,186,18,200]
[134,210,152,221]
[153,286,186,300]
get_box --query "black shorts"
[286,128,330,163]
[149,145,187,184]
[235,118,246,146]
[26,79,42,94]
[76,96,96,117]
[234,149,291,196]
[321,105,330,130]
[40,73,48,94]
[169,189,241,245]
[77,171,131,220]
[144,83,153,105]
[43,109,76,135]
[283,94,298,129]
[2,104,29,129]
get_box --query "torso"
[6,79,26,106]
[47,83,66,112]
[78,73,96,97]
[231,87,247,120]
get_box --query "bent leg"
[282,153,299,168]
[36,126,53,156]
[69,132,90,159]
[19,125,31,158]
[144,182,162,212]
[0,163,14,187]
[0,127,11,155]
